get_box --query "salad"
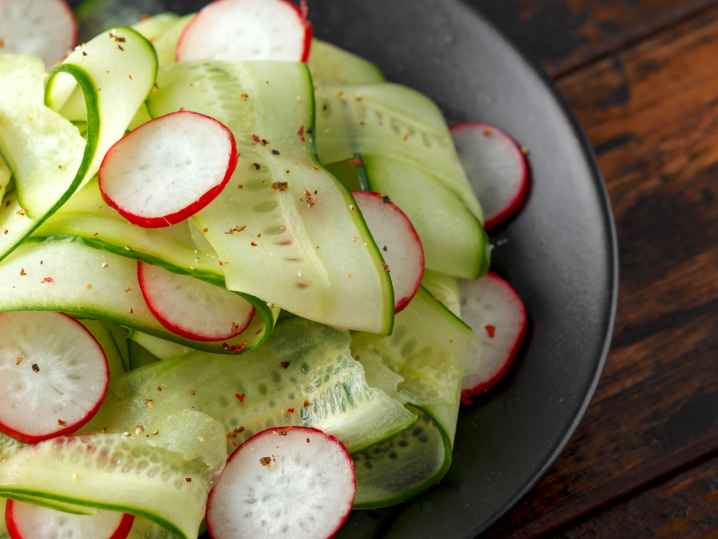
[0,0,531,538]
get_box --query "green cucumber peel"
[0,237,278,355]
[146,60,395,335]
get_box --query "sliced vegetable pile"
[0,0,532,537]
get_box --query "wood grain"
[467,0,718,77]
[486,5,718,538]
[548,454,718,538]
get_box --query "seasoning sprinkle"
[58,419,67,427]
[279,361,290,369]
[134,425,145,435]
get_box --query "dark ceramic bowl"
[70,0,619,536]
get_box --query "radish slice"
[0,0,76,67]
[206,427,355,539]
[460,273,527,398]
[177,0,312,63]
[5,499,135,539]
[451,122,529,230]
[99,111,238,229]
[138,261,256,342]
[0,312,109,444]
[353,191,424,313]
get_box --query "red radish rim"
[5,499,135,539]
[137,262,255,342]
[451,122,530,231]
[353,191,425,314]
[462,273,527,399]
[0,313,109,445]
[176,0,313,63]
[98,111,238,229]
[206,426,356,539]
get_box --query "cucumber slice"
[0,432,221,539]
[315,84,491,279]
[75,0,166,43]
[126,331,193,361]
[132,12,179,43]
[152,14,194,66]
[307,40,386,87]
[79,320,127,377]
[0,156,11,198]
[102,321,131,372]
[349,287,479,507]
[0,27,157,264]
[127,340,161,370]
[146,60,395,335]
[0,237,278,355]
[99,317,416,456]
[422,269,461,318]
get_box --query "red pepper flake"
[460,393,473,406]
[222,342,229,349]
[0,38,4,48]
[287,408,295,413]
[255,327,264,335]
[58,419,67,427]
[279,361,290,369]
[3,229,7,235]
[203,228,208,233]
[348,274,353,279]
[303,188,317,208]
[93,232,99,236]
[380,263,390,273]
[382,195,391,204]
[129,75,132,80]
[355,355,360,361]
[303,400,312,408]
[252,134,260,144]
[485,325,496,338]
[225,225,246,235]
[238,184,244,189]
[240,93,249,101]
[19,268,25,276]
[349,157,364,167]
[86,284,92,289]
[157,387,162,392]
[184,477,192,482]
[306,438,310,443]
[178,107,185,112]
[41,277,54,283]
[231,343,247,353]
[236,393,246,402]
[404,133,410,141]
[259,457,272,467]
[272,181,288,191]
[32,364,39,373]
[190,390,195,396]
[251,242,257,246]
[16,357,22,365]
[128,308,133,314]
[125,287,132,293]
[297,125,306,142]
[483,129,491,136]
[278,427,293,435]
[16,209,26,216]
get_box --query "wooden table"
[461,1,718,537]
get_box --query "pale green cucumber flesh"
[152,14,194,66]
[131,13,179,43]
[0,237,276,355]
[100,317,416,456]
[128,340,161,370]
[146,60,394,334]
[422,269,463,318]
[308,40,386,87]
[127,331,194,361]
[79,319,127,377]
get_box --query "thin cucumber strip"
[308,40,386,87]
[146,60,395,335]
[0,27,158,264]
[348,287,478,508]
[75,0,168,43]
[126,331,194,361]
[132,12,179,43]
[128,516,180,539]
[0,432,222,539]
[102,320,131,372]
[0,153,12,196]
[422,269,462,318]
[315,84,490,278]
[0,237,278,355]
[128,340,161,370]
[102,317,416,456]
[79,320,127,377]
[152,14,194,66]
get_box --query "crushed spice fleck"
[236,393,246,402]
[58,419,66,427]
[279,361,290,369]
[134,425,145,435]
[32,364,39,373]
[272,181,288,191]
[259,457,273,467]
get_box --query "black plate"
[308,2,617,537]
[69,0,618,536]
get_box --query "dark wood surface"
[463,0,718,537]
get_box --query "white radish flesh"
[0,0,76,67]
[460,273,527,398]
[0,312,109,444]
[451,122,529,230]
[138,261,255,342]
[177,0,312,63]
[206,427,355,539]
[99,111,237,228]
[353,191,424,313]
[5,499,135,539]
